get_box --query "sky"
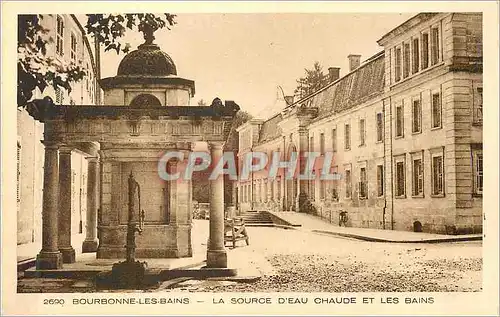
[99,13,415,119]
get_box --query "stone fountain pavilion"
[27,35,238,270]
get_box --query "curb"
[312,229,483,243]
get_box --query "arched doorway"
[285,143,298,211]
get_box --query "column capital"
[86,156,100,163]
[297,126,309,135]
[59,145,73,154]
[41,140,61,149]
[208,142,225,151]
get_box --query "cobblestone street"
[167,227,482,292]
[18,224,482,293]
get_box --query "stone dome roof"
[117,43,177,77]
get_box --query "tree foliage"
[17,13,177,107]
[85,13,176,54]
[17,15,87,107]
[294,61,328,100]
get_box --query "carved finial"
[143,24,155,45]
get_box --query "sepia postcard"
[1,1,499,316]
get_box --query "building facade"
[17,14,100,247]
[236,13,482,234]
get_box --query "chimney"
[284,95,294,106]
[328,67,340,82]
[348,54,361,72]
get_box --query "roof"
[251,51,385,146]
[70,15,97,78]
[257,113,283,145]
[117,43,177,76]
[310,51,385,119]
[377,13,438,45]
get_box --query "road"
[170,225,482,292]
[17,223,482,293]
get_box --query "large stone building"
[236,13,482,234]
[17,14,100,247]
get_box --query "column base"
[207,249,228,268]
[59,246,76,263]
[82,240,98,253]
[36,251,63,270]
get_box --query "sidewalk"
[17,233,86,270]
[22,220,264,282]
[266,211,483,243]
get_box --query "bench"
[224,217,249,248]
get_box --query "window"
[403,42,410,79]
[359,167,367,199]
[264,181,268,203]
[345,167,352,198]
[56,15,64,56]
[412,96,422,133]
[376,164,384,197]
[359,119,366,146]
[309,179,315,201]
[376,113,383,142]
[70,33,77,62]
[421,33,429,69]
[430,27,440,66]
[474,87,483,124]
[277,177,281,200]
[411,152,424,196]
[473,150,483,195]
[412,37,420,74]
[332,128,337,152]
[431,92,442,128]
[252,182,256,201]
[395,157,406,197]
[330,166,339,200]
[344,124,351,150]
[309,136,314,152]
[320,133,325,154]
[395,47,402,82]
[270,180,275,200]
[320,180,326,200]
[431,155,444,196]
[395,103,404,137]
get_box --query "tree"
[294,61,328,100]
[197,99,207,106]
[17,13,177,107]
[17,15,86,107]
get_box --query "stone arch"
[413,221,423,233]
[129,93,162,107]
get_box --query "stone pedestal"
[207,142,227,268]
[36,142,63,269]
[83,156,99,253]
[58,147,76,263]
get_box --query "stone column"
[36,142,63,269]
[296,127,309,212]
[82,156,99,252]
[58,146,76,263]
[207,142,227,268]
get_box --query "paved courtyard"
[167,226,482,292]
[18,221,482,293]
